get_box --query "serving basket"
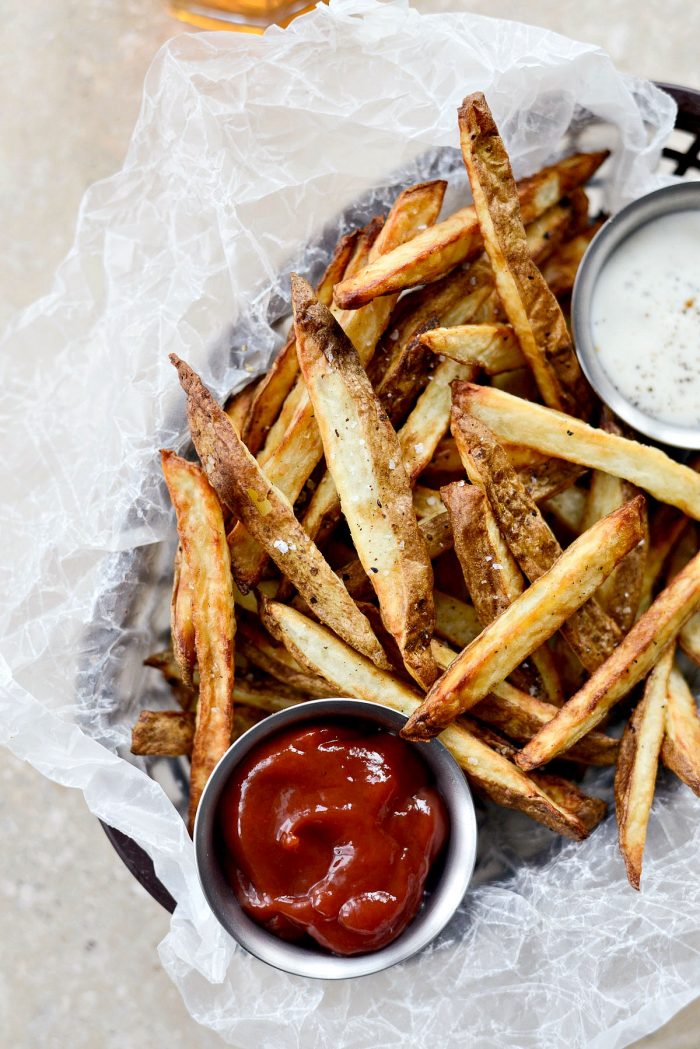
[98,80,700,916]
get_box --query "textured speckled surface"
[2,2,700,1046]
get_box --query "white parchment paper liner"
[3,2,697,1045]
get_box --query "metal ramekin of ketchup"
[194,699,477,979]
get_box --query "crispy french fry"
[661,666,700,795]
[615,646,673,889]
[171,545,196,688]
[419,323,524,373]
[413,485,444,520]
[231,186,446,589]
[260,598,588,839]
[542,220,605,298]
[292,274,438,690]
[441,480,563,704]
[531,772,607,833]
[161,452,235,833]
[170,355,390,671]
[451,406,622,672]
[638,505,689,614]
[144,649,196,710]
[333,151,607,309]
[243,226,371,455]
[517,552,700,770]
[338,511,454,599]
[131,710,195,756]
[458,383,700,519]
[403,498,645,739]
[458,93,590,416]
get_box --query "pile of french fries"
[134,92,700,890]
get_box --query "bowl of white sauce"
[572,181,700,449]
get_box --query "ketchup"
[217,720,448,955]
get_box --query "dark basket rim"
[100,79,700,916]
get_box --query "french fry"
[243,225,373,455]
[292,274,438,690]
[531,773,607,834]
[615,646,673,889]
[131,710,195,757]
[144,649,196,710]
[451,406,622,672]
[231,184,446,589]
[638,504,689,614]
[161,452,235,833]
[170,355,390,671]
[170,545,196,688]
[402,498,646,740]
[333,151,607,309]
[413,485,444,520]
[260,598,588,839]
[458,93,590,416]
[517,552,700,770]
[338,511,454,599]
[680,613,700,666]
[661,666,700,795]
[442,480,563,704]
[457,383,700,519]
[418,323,524,373]
[542,486,587,536]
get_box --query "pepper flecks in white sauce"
[590,210,700,428]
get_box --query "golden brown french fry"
[231,185,446,589]
[441,480,563,704]
[403,498,646,740]
[242,226,371,455]
[541,220,605,298]
[661,666,700,795]
[292,274,438,690]
[338,511,454,599]
[260,598,588,839]
[131,710,195,757]
[333,151,607,309]
[458,383,700,519]
[517,552,700,770]
[418,323,524,373]
[458,93,590,416]
[171,545,196,688]
[451,406,622,672]
[680,614,700,666]
[170,355,390,671]
[161,451,235,833]
[413,485,444,520]
[531,772,607,833]
[144,649,196,711]
[615,646,673,889]
[400,358,478,481]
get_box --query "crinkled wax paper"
[1,1,695,1045]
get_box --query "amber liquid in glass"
[169,0,320,32]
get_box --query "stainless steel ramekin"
[572,181,700,449]
[194,697,477,979]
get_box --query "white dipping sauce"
[590,210,700,428]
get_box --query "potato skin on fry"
[458,92,590,417]
[170,355,390,673]
[403,497,645,740]
[161,451,235,834]
[292,274,438,691]
[615,646,672,889]
[661,666,700,796]
[131,709,196,757]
